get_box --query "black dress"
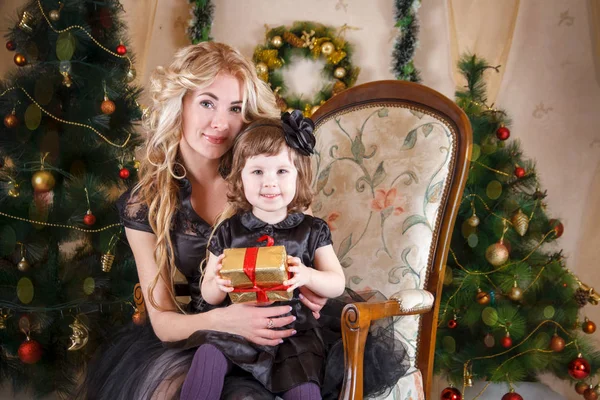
[169,211,333,394]
[81,178,409,400]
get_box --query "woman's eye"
[230,105,242,113]
[200,100,214,109]
[278,169,288,174]
[252,170,263,175]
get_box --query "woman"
[82,42,326,400]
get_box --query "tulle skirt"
[78,289,409,400]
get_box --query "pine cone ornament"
[575,288,589,308]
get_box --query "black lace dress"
[82,178,409,400]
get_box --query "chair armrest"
[338,289,434,400]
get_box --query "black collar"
[240,211,305,231]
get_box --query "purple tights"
[180,343,321,400]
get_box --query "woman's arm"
[126,227,296,345]
[285,244,345,298]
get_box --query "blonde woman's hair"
[134,42,280,311]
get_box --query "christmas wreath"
[252,22,360,117]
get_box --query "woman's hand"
[215,303,297,346]
[284,256,313,292]
[298,286,327,319]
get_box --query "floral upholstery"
[312,104,457,399]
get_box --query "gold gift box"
[221,245,292,303]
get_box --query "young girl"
[178,110,345,400]
[174,111,409,400]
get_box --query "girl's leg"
[180,344,231,400]
[282,382,322,400]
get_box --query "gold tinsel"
[303,104,313,117]
[283,31,304,47]
[332,80,347,95]
[328,49,347,65]
[255,49,283,70]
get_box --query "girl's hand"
[284,256,313,292]
[215,254,233,293]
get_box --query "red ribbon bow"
[232,235,291,303]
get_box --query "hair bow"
[281,110,316,156]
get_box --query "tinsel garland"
[392,0,421,82]
[187,0,214,44]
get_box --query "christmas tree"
[434,55,600,400]
[0,0,142,396]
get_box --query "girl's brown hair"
[226,118,313,214]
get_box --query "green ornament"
[56,32,76,61]
[470,143,481,161]
[442,336,456,353]
[34,78,54,106]
[0,226,17,256]
[482,307,498,326]
[83,277,95,295]
[17,277,34,304]
[24,104,42,131]
[486,180,503,199]
[467,233,479,248]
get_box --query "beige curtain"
[589,0,600,85]
[448,0,520,104]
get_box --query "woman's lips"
[203,134,227,144]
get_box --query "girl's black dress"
[81,178,409,400]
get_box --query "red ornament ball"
[501,335,512,348]
[549,219,564,238]
[101,99,116,115]
[568,356,591,380]
[496,126,510,141]
[83,213,96,226]
[447,319,458,329]
[441,387,462,400]
[501,392,523,400]
[116,44,127,55]
[584,387,599,400]
[6,40,16,51]
[119,168,130,179]
[514,166,526,178]
[18,339,43,364]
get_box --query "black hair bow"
[281,110,316,156]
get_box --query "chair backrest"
[311,80,471,398]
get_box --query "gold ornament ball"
[31,170,56,192]
[321,41,335,55]
[550,334,565,352]
[132,310,146,326]
[126,68,137,82]
[14,53,27,67]
[476,290,490,305]
[255,62,268,75]
[467,214,480,227]
[485,241,509,267]
[8,183,20,198]
[271,35,283,48]
[49,9,60,21]
[101,99,116,115]
[508,285,523,301]
[575,382,589,395]
[583,318,597,334]
[333,67,347,79]
[17,257,30,272]
[4,113,19,128]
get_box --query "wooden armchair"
[311,80,471,399]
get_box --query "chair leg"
[339,303,372,400]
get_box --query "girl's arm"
[285,244,345,298]
[126,227,295,345]
[201,252,232,305]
